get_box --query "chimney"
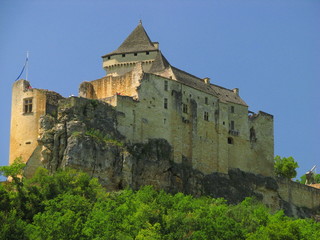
[203,77,210,84]
[233,88,239,96]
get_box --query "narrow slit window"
[231,106,235,113]
[205,97,208,105]
[230,120,235,130]
[164,80,168,91]
[183,104,188,113]
[164,98,168,109]
[24,98,33,113]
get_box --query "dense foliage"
[274,155,299,179]
[1,163,320,239]
[298,173,320,185]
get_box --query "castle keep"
[10,22,274,177]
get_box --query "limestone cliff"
[28,97,319,218]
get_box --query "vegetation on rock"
[85,128,124,147]
[1,160,320,239]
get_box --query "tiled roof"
[147,53,247,106]
[309,184,320,189]
[171,67,247,106]
[103,23,157,57]
[148,51,170,73]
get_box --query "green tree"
[298,173,320,184]
[0,157,25,186]
[26,193,91,240]
[2,165,320,239]
[274,156,299,179]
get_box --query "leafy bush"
[1,166,320,239]
[274,155,299,179]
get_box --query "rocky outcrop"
[30,97,319,218]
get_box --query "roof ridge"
[209,83,235,92]
[171,66,202,80]
[148,51,171,73]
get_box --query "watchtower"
[102,22,160,76]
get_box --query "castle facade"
[10,22,274,177]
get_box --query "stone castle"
[9,23,320,217]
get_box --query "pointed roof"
[148,51,170,73]
[101,22,247,106]
[103,23,157,57]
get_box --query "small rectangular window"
[24,98,33,113]
[146,51,149,55]
[134,53,138,56]
[122,54,126,57]
[164,98,168,109]
[205,97,208,105]
[182,104,188,113]
[108,56,111,60]
[204,111,209,121]
[231,106,235,113]
[230,120,235,130]
[164,81,168,91]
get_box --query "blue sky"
[1,0,319,180]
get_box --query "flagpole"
[26,51,29,81]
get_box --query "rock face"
[32,97,317,218]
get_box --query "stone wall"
[277,178,320,216]
[80,71,274,176]
[79,64,143,100]
[9,80,63,178]
[103,50,158,76]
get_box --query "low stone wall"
[277,178,320,215]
